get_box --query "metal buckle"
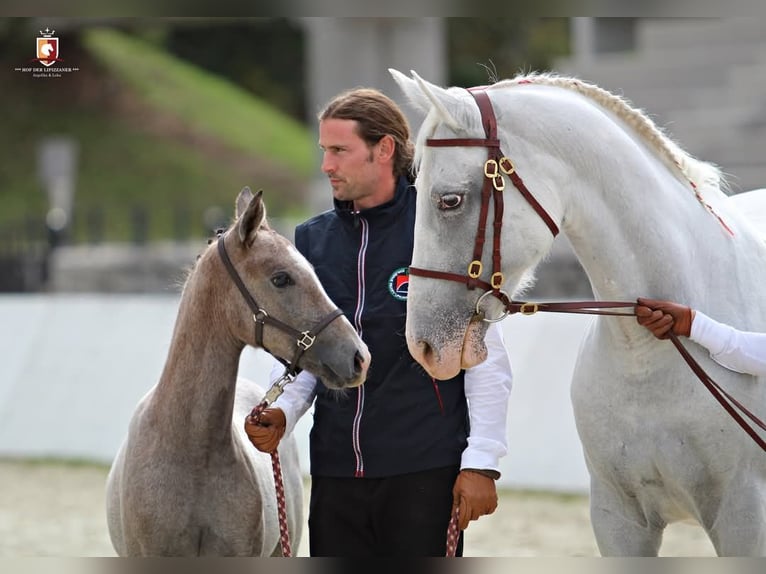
[519,302,539,315]
[484,159,499,178]
[297,331,316,350]
[468,260,483,279]
[490,272,504,289]
[499,157,515,175]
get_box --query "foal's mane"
[416,73,730,212]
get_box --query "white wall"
[0,294,591,493]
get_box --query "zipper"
[351,215,368,477]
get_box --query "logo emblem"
[36,28,59,67]
[387,267,409,301]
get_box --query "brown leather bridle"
[408,87,568,322]
[409,88,667,322]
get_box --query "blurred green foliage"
[0,18,569,243]
[0,24,314,242]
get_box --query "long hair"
[319,88,415,179]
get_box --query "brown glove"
[452,469,498,530]
[244,407,286,453]
[635,297,694,339]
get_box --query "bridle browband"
[216,231,343,382]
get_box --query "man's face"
[318,118,379,205]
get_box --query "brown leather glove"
[635,297,694,339]
[244,407,286,454]
[452,469,498,530]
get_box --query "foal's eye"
[270,272,294,288]
[438,193,463,210]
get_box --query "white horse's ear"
[389,68,431,114]
[390,68,466,132]
[236,187,266,246]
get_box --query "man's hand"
[635,297,694,339]
[452,470,498,530]
[244,407,286,453]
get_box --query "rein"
[423,89,766,555]
[217,231,344,557]
[442,300,766,558]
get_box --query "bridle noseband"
[216,231,343,387]
[407,87,559,322]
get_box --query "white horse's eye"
[438,193,463,210]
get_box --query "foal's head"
[196,187,369,390]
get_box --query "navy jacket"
[294,177,468,478]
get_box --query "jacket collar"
[334,175,414,223]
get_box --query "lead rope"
[445,507,460,557]
[247,370,297,557]
[248,396,292,557]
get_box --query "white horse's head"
[391,67,754,381]
[391,69,560,379]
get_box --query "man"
[245,87,513,556]
[635,297,766,377]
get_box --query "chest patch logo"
[387,267,409,301]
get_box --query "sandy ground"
[0,459,716,557]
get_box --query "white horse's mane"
[415,72,730,208]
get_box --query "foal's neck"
[152,274,243,445]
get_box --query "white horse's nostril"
[353,350,365,376]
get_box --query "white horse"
[106,187,370,556]
[391,68,766,556]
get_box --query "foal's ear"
[235,186,266,246]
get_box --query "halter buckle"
[297,331,316,350]
[484,159,499,178]
[468,260,483,278]
[490,272,504,289]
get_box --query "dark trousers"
[308,465,464,557]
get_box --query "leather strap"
[217,232,343,374]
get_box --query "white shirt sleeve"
[690,311,766,377]
[460,321,513,476]
[268,359,317,435]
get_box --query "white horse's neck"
[152,267,243,445]
[495,85,749,312]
